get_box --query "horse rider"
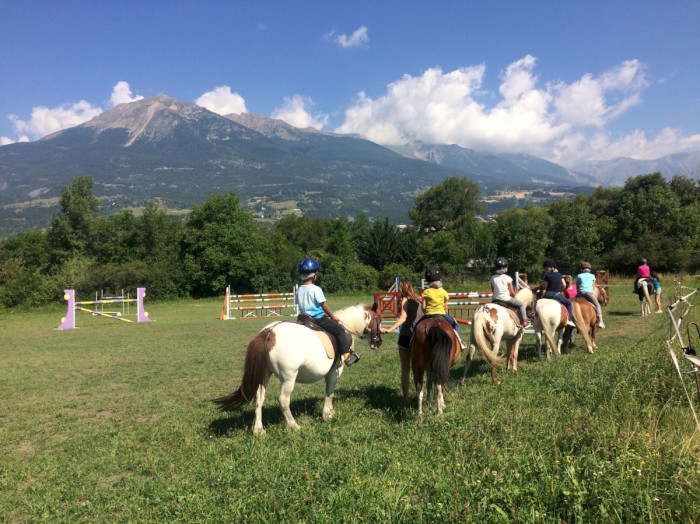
[419,267,466,348]
[539,260,576,327]
[634,257,653,292]
[489,257,530,328]
[295,257,360,366]
[576,261,605,328]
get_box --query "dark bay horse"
[410,316,462,415]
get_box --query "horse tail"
[571,301,594,352]
[428,326,452,385]
[542,310,560,357]
[472,309,505,366]
[212,327,273,412]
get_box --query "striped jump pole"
[57,288,151,330]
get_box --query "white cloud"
[4,81,144,142]
[110,81,144,107]
[9,100,103,141]
[335,56,664,164]
[1,136,16,145]
[327,25,369,48]
[195,86,247,115]
[271,95,328,130]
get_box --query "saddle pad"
[312,331,335,359]
[297,316,337,359]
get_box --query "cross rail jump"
[57,288,152,330]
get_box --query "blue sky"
[2,1,699,166]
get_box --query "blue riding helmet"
[299,258,320,273]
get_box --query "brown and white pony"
[212,304,382,435]
[461,286,535,385]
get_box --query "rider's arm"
[322,302,339,322]
[507,282,517,297]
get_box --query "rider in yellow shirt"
[420,267,465,348]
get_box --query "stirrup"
[344,352,361,367]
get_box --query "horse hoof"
[288,423,301,431]
[459,379,466,387]
[253,427,266,436]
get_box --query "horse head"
[364,303,383,351]
[596,284,609,307]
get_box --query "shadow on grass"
[608,311,636,316]
[207,396,321,436]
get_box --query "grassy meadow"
[2,282,700,522]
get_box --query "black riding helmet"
[425,267,443,283]
[542,259,556,269]
[495,257,509,269]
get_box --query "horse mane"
[515,286,535,306]
[336,304,370,336]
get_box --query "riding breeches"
[313,315,352,354]
[579,291,603,319]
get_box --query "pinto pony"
[461,286,535,385]
[636,278,654,316]
[410,316,463,415]
[212,304,382,435]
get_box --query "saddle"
[296,314,337,360]
[492,300,523,326]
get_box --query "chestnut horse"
[410,316,462,415]
[212,304,382,435]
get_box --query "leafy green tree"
[547,198,602,274]
[409,177,482,232]
[493,207,551,277]
[180,193,274,297]
[90,210,139,264]
[47,175,100,266]
[356,217,403,271]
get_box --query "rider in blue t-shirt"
[296,258,359,366]
[539,260,575,327]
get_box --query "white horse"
[213,304,382,435]
[461,286,535,385]
[534,298,566,360]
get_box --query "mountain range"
[0,95,698,236]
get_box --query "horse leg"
[252,372,271,436]
[322,370,340,421]
[460,343,476,387]
[510,337,522,372]
[436,383,445,416]
[278,376,301,431]
[535,327,543,360]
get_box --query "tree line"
[1,172,699,308]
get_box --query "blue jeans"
[544,291,573,320]
[420,314,461,337]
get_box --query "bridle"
[363,309,383,351]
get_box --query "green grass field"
[2,285,699,522]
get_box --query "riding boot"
[344,351,361,367]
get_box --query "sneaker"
[598,320,606,328]
[566,320,576,327]
[344,352,361,367]
[655,310,663,314]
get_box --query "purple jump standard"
[57,288,152,330]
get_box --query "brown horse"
[410,316,462,415]
[563,297,597,353]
